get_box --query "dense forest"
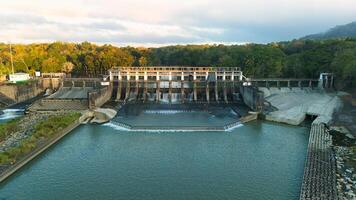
[0,39,355,88]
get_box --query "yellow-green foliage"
[0,118,21,142]
[0,112,81,165]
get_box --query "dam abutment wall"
[239,86,264,112]
[88,84,113,109]
[0,81,44,106]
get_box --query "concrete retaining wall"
[0,81,44,105]
[88,84,113,109]
[239,86,264,112]
[41,78,62,89]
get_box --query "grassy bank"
[0,118,20,142]
[0,112,81,165]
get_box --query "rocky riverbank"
[0,113,48,153]
[331,91,356,199]
[0,111,81,176]
[335,146,356,199]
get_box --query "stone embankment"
[0,113,50,153]
[300,124,338,200]
[0,112,81,182]
[260,87,343,125]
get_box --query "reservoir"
[0,111,309,199]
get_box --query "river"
[0,116,309,199]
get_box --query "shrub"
[0,118,21,142]
[0,112,81,165]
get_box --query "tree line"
[0,39,355,88]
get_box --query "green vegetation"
[0,112,81,165]
[1,39,355,88]
[0,118,21,142]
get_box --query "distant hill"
[301,21,356,40]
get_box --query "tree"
[62,62,74,74]
[139,57,147,66]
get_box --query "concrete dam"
[27,66,333,113]
[108,66,327,111]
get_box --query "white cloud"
[0,0,355,46]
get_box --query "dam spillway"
[109,66,244,103]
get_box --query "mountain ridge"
[301,21,356,40]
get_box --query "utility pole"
[9,43,14,74]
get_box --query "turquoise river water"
[0,112,309,200]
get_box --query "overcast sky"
[0,0,355,47]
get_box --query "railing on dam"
[246,78,320,88]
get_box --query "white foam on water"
[2,109,25,113]
[131,129,223,133]
[225,123,244,132]
[102,122,130,131]
[144,110,195,114]
[102,121,243,133]
[0,109,24,120]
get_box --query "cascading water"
[0,108,24,121]
[147,93,156,101]
[128,92,137,101]
[160,93,170,103]
[171,93,180,103]
[187,92,194,102]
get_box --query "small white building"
[35,71,41,77]
[9,73,30,83]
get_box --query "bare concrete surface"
[260,87,343,125]
[80,108,117,124]
[48,87,95,99]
